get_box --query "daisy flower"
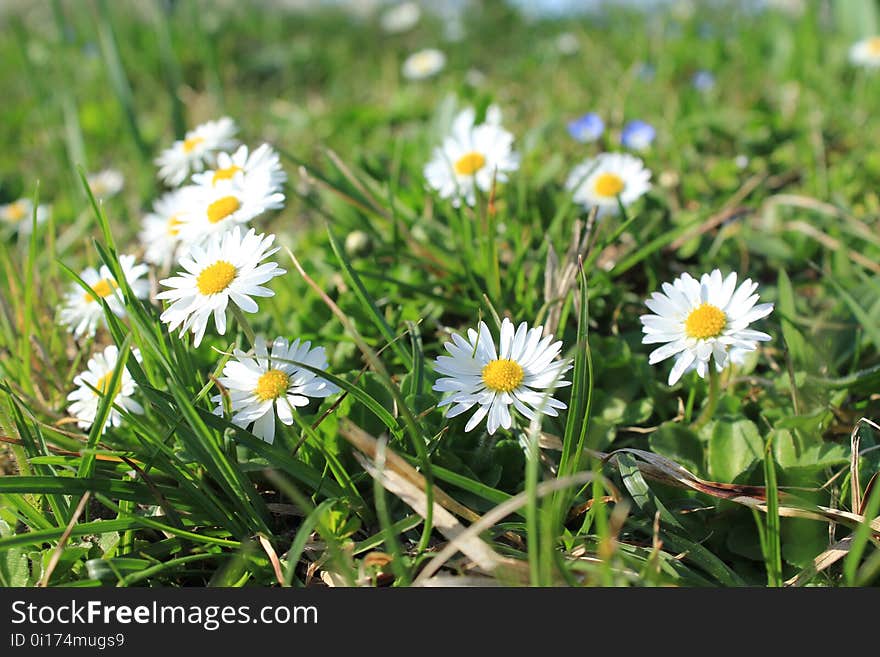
[176,177,285,246]
[402,48,446,80]
[849,36,880,68]
[87,169,125,199]
[620,120,656,151]
[567,112,604,143]
[212,335,340,443]
[640,269,774,385]
[432,318,571,435]
[67,345,144,430]
[424,106,520,207]
[191,143,287,195]
[155,117,238,187]
[58,255,150,339]
[139,188,196,269]
[565,152,651,218]
[1,198,50,235]
[156,226,286,347]
[380,1,420,34]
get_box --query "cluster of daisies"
[55,105,777,446]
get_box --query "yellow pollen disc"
[183,136,204,153]
[207,195,240,224]
[6,201,27,222]
[594,172,625,198]
[867,37,880,55]
[212,165,242,185]
[481,359,524,393]
[255,369,289,401]
[454,151,487,176]
[684,303,726,339]
[196,260,236,295]
[84,278,117,303]
[93,373,115,396]
[167,214,183,236]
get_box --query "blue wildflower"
[692,70,715,92]
[620,120,656,151]
[567,113,604,143]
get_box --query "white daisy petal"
[67,346,143,430]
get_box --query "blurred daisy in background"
[640,269,774,385]
[566,152,651,218]
[424,105,520,207]
[87,169,125,199]
[212,335,339,443]
[155,117,239,187]
[67,345,143,430]
[555,31,580,55]
[157,227,286,347]
[380,1,420,33]
[620,119,656,151]
[849,36,880,68]
[0,198,50,235]
[191,143,287,194]
[139,188,196,269]
[567,112,604,143]
[691,69,716,91]
[58,255,149,339]
[402,48,446,80]
[433,318,571,435]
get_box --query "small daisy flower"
[155,117,239,187]
[424,106,520,208]
[139,188,196,269]
[156,226,286,347]
[432,318,572,435]
[191,143,287,195]
[175,176,285,246]
[620,120,656,151]
[1,198,50,235]
[87,169,125,199]
[566,152,651,218]
[555,32,580,55]
[567,112,604,143]
[380,1,420,34]
[850,36,880,68]
[640,269,774,386]
[212,335,340,443]
[402,48,446,80]
[67,345,144,430]
[58,255,150,339]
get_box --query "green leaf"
[777,269,811,368]
[649,422,705,474]
[707,418,764,482]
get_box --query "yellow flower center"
[594,172,625,198]
[454,151,487,176]
[481,359,524,393]
[212,165,242,185]
[867,37,880,55]
[83,278,117,303]
[206,195,240,224]
[6,201,27,222]
[183,136,204,153]
[93,372,115,397]
[196,260,236,295]
[167,213,183,236]
[684,303,726,339]
[255,369,289,401]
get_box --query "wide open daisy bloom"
[212,335,340,443]
[139,188,196,269]
[433,318,571,435]
[176,176,285,246]
[424,105,520,208]
[87,169,125,199]
[155,117,239,187]
[850,36,880,68]
[1,198,50,235]
[640,269,774,385]
[58,255,150,339]
[156,226,286,347]
[67,345,144,430]
[402,48,446,80]
[191,143,287,195]
[565,152,651,219]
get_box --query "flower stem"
[230,304,256,346]
[691,360,721,431]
